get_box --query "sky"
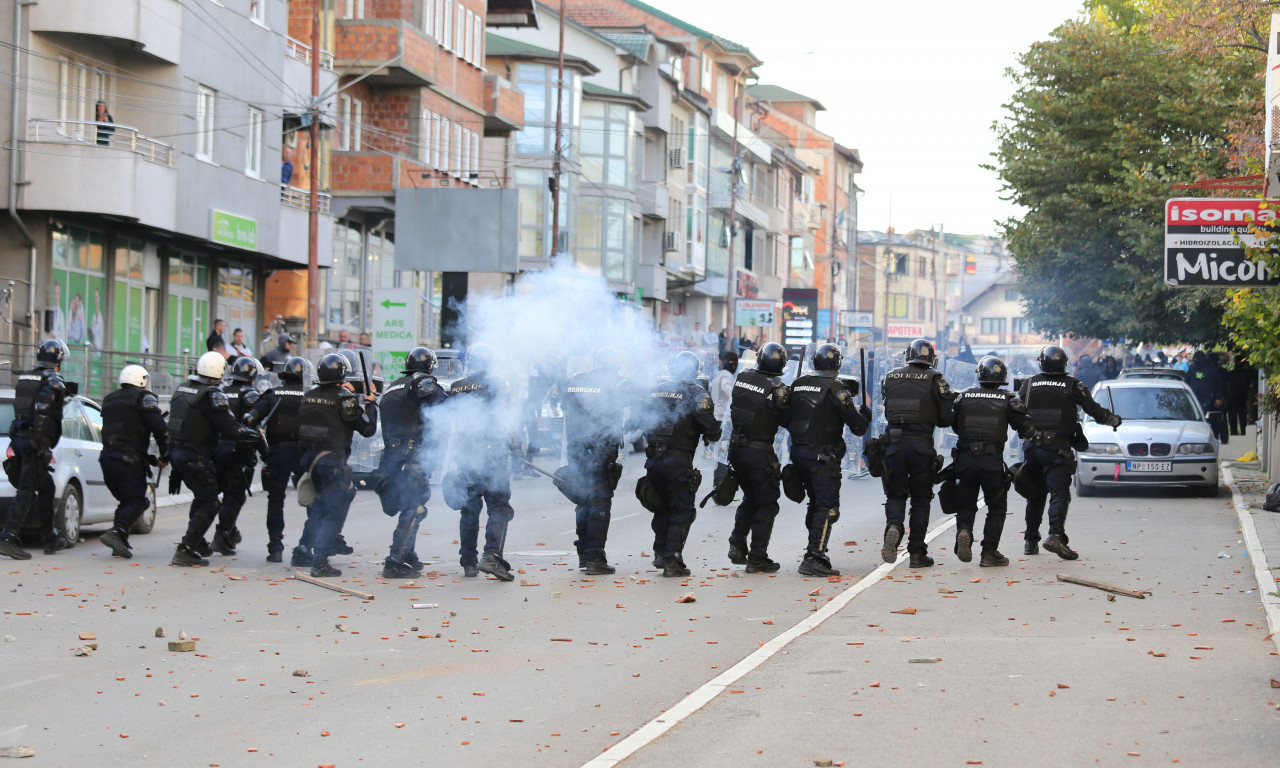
[642,0,1089,237]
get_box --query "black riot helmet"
[404,347,437,374]
[720,350,739,373]
[905,339,937,368]
[756,342,787,375]
[227,356,259,383]
[466,343,494,374]
[280,356,308,383]
[594,346,621,372]
[277,333,295,352]
[671,351,700,381]
[976,356,1009,386]
[1038,345,1068,375]
[316,353,350,384]
[813,343,843,372]
[35,339,68,369]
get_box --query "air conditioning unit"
[663,230,680,252]
[668,147,685,169]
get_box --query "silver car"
[0,391,157,546]
[1074,378,1219,496]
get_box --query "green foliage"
[992,19,1257,344]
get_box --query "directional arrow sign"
[371,289,420,373]
[381,299,407,309]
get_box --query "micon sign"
[1164,198,1279,287]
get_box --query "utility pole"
[550,0,565,260]
[306,0,321,344]
[882,227,892,358]
[723,77,741,340]
[829,211,840,342]
[931,225,944,359]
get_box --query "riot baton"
[522,460,557,479]
[359,349,373,396]
[1105,385,1119,431]
[859,347,868,408]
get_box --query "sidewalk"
[596,453,1280,767]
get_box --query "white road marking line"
[555,512,642,537]
[579,512,961,768]
[1222,466,1280,655]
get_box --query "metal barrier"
[0,342,199,401]
[280,185,333,213]
[27,118,174,166]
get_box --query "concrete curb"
[1221,466,1280,656]
[580,512,961,768]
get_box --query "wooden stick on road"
[1057,573,1150,599]
[294,573,376,600]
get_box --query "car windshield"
[1101,387,1200,421]
[0,401,12,434]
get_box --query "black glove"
[858,405,871,422]
[1107,414,1123,429]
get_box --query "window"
[474,15,483,63]
[887,293,909,318]
[352,98,363,150]
[245,107,263,177]
[1012,317,1031,335]
[464,9,475,62]
[461,129,471,178]
[340,0,364,18]
[455,3,465,54]
[716,71,731,113]
[891,251,908,274]
[700,54,712,95]
[425,0,436,37]
[249,0,264,24]
[916,298,926,320]
[980,317,1006,335]
[420,109,432,163]
[581,101,633,187]
[453,122,462,176]
[1005,288,1020,302]
[471,129,480,181]
[196,86,216,161]
[337,95,351,150]
[439,0,449,49]
[432,114,442,167]
[440,117,450,170]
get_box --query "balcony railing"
[286,36,335,70]
[280,185,332,214]
[28,118,173,166]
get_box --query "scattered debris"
[813,760,834,767]
[908,658,941,664]
[154,627,165,638]
[292,670,309,677]
[0,746,35,758]
[78,632,96,641]
[675,592,696,603]
[168,640,196,652]
[1056,573,1149,599]
[890,607,917,615]
[73,647,93,657]
[294,573,376,600]
[411,603,438,610]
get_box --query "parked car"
[1074,378,1219,496]
[1116,367,1186,382]
[0,390,156,546]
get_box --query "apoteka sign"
[1164,198,1279,287]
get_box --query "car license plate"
[1127,461,1172,472]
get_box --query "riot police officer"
[879,339,954,568]
[169,352,261,567]
[950,356,1037,567]
[0,339,73,559]
[788,343,870,576]
[1018,345,1121,560]
[448,344,517,581]
[296,353,378,577]
[375,347,447,578]
[260,333,294,372]
[99,365,170,559]
[726,342,791,573]
[561,347,629,575]
[642,351,721,578]
[243,356,308,562]
[211,356,267,556]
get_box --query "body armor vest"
[264,387,304,444]
[168,382,217,447]
[954,387,1011,443]
[12,371,41,426]
[730,368,782,440]
[298,385,356,453]
[563,368,622,446]
[646,380,703,452]
[380,374,426,441]
[789,374,844,446]
[883,365,939,427]
[1025,374,1077,433]
[102,386,153,454]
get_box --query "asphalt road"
[1,453,1276,766]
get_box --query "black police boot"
[955,528,973,563]
[478,552,514,581]
[310,558,341,578]
[290,546,313,568]
[404,552,425,572]
[171,544,209,567]
[583,557,616,576]
[332,536,355,556]
[908,550,935,569]
[43,535,70,555]
[381,558,417,579]
[1023,539,1039,555]
[193,539,214,557]
[798,553,839,577]
[652,553,668,570]
[462,562,479,578]
[662,556,691,578]
[101,528,132,559]
[880,525,903,564]
[0,534,31,561]
[727,542,748,565]
[745,555,781,574]
[230,527,243,546]
[979,549,1010,567]
[266,547,283,564]
[211,528,237,556]
[1043,534,1078,561]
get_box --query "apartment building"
[857,230,945,352]
[0,0,339,367]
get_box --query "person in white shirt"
[711,350,739,485]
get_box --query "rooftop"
[485,33,601,74]
[601,32,653,59]
[747,84,826,111]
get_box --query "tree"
[992,18,1258,343]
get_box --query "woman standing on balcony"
[94,101,115,147]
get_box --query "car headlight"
[1084,442,1122,456]
[1177,443,1214,455]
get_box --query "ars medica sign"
[1164,198,1279,286]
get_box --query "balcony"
[280,186,333,214]
[637,184,669,220]
[30,0,181,64]
[334,19,437,87]
[483,75,525,133]
[286,37,335,71]
[23,118,176,230]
